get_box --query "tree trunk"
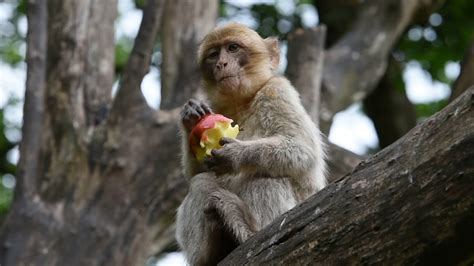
[220,88,474,265]
[0,0,212,265]
[286,26,326,122]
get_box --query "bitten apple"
[189,114,239,162]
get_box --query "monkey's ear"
[264,37,280,69]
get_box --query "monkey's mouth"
[218,75,237,82]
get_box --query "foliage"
[0,109,16,217]
[0,0,23,218]
[0,0,26,66]
[397,0,474,84]
[415,99,448,120]
[115,38,133,74]
[394,0,474,118]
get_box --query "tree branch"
[286,26,326,122]
[160,0,218,109]
[320,0,445,133]
[221,88,474,265]
[82,0,117,127]
[17,0,48,198]
[109,0,164,121]
[284,25,361,185]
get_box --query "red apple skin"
[189,114,234,157]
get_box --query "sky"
[0,0,457,264]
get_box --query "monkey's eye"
[228,43,240,52]
[207,50,219,59]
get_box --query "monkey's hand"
[181,99,213,132]
[204,137,244,175]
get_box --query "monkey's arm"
[211,135,319,178]
[180,127,204,178]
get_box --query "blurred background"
[0,0,473,264]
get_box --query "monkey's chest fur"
[218,112,298,229]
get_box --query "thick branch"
[82,0,117,127]
[221,88,474,265]
[109,0,164,121]
[17,0,48,199]
[46,0,117,132]
[160,0,218,109]
[286,26,326,122]
[320,0,445,133]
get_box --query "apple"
[189,114,240,162]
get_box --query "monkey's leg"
[176,173,238,266]
[208,188,258,243]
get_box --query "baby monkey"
[176,23,327,265]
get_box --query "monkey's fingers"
[181,110,201,130]
[187,99,207,117]
[203,156,227,175]
[200,102,213,114]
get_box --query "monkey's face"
[198,23,280,100]
[201,41,249,92]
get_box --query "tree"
[221,87,474,265]
[0,0,472,265]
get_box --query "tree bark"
[220,88,474,265]
[286,26,326,122]
[15,0,48,200]
[0,0,221,264]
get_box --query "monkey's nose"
[217,62,228,70]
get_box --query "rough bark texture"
[364,57,417,149]
[0,0,176,265]
[0,0,221,264]
[221,88,474,265]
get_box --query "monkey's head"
[198,23,280,103]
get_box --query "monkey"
[176,23,327,266]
